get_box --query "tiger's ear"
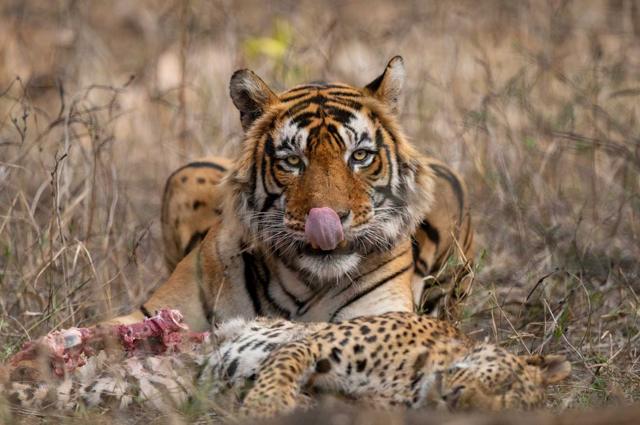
[364,56,405,114]
[526,354,572,385]
[229,69,279,131]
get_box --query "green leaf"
[244,19,293,61]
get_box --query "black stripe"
[369,156,383,178]
[325,90,362,98]
[373,185,405,207]
[170,160,227,175]
[321,84,351,89]
[242,250,291,318]
[325,105,357,123]
[380,131,396,192]
[307,125,323,149]
[184,229,209,256]
[290,111,317,127]
[374,128,384,148]
[463,213,473,251]
[276,277,304,308]
[419,219,440,246]
[242,251,263,315]
[261,276,292,319]
[246,143,260,210]
[333,248,411,298]
[140,304,152,318]
[343,123,358,140]
[287,99,316,117]
[389,130,401,191]
[260,137,277,210]
[411,237,429,276]
[261,193,280,212]
[291,95,328,111]
[288,95,361,118]
[431,164,464,223]
[326,126,345,150]
[285,83,351,94]
[194,246,213,325]
[279,135,293,151]
[330,264,413,321]
[262,137,283,210]
[283,84,323,94]
[411,236,420,265]
[327,124,349,150]
[326,98,363,110]
[296,283,333,316]
[280,92,313,102]
[270,161,287,187]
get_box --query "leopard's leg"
[411,159,474,320]
[240,339,319,418]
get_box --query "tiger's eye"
[285,156,302,166]
[351,149,370,162]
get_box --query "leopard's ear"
[229,69,279,131]
[363,56,405,114]
[526,354,572,385]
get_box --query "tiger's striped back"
[161,156,231,270]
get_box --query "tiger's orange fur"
[107,56,474,330]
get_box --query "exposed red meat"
[8,309,209,378]
[116,309,208,354]
[9,327,96,377]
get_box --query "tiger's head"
[226,57,434,281]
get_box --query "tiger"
[107,56,474,331]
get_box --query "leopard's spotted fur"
[4,313,570,418]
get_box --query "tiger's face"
[228,57,433,281]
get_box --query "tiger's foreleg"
[104,243,213,332]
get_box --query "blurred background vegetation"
[0,0,639,420]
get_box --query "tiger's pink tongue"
[305,207,344,251]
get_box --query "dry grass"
[0,0,639,423]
